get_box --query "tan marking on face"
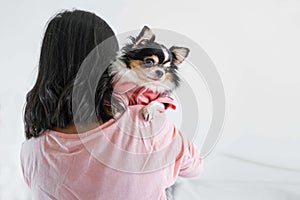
[130,60,143,69]
[165,73,173,81]
[162,62,171,69]
[129,59,152,81]
[130,57,171,82]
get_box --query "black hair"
[24,9,119,139]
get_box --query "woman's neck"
[52,120,103,134]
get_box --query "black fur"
[119,37,182,91]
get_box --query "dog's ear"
[133,26,155,48]
[170,46,190,65]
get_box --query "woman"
[21,9,202,200]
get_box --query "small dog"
[109,26,189,120]
[104,26,189,200]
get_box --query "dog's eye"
[144,58,155,67]
[165,67,171,72]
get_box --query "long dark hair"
[24,9,119,139]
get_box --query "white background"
[0,0,300,199]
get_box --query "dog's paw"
[142,101,165,121]
[142,106,153,121]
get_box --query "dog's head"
[110,26,189,93]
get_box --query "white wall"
[1,0,300,198]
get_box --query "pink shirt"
[20,90,203,200]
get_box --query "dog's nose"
[155,70,164,78]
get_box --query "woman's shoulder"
[20,132,48,163]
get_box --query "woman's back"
[21,105,202,200]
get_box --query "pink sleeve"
[135,89,176,110]
[154,95,176,110]
[20,143,31,188]
[179,141,203,178]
